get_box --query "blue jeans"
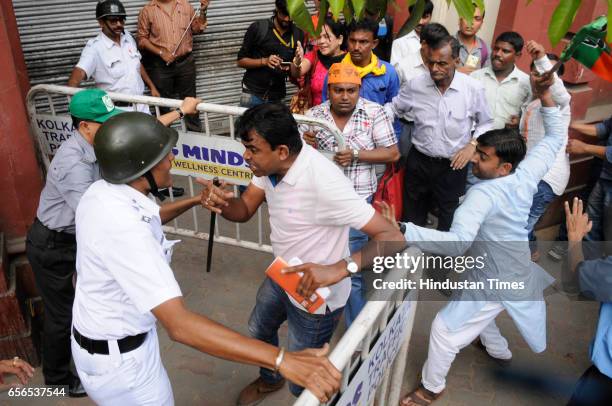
[248,277,343,396]
[586,179,612,241]
[526,180,557,252]
[345,227,370,327]
[239,92,281,108]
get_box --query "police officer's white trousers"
[421,302,512,394]
[71,328,173,405]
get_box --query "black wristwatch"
[398,222,406,234]
[175,108,185,119]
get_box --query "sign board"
[31,114,254,186]
[170,131,252,186]
[32,114,76,155]
[337,300,413,406]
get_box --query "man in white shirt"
[68,0,159,114]
[520,41,571,261]
[471,31,531,130]
[73,112,342,405]
[467,32,531,190]
[394,23,449,159]
[200,103,404,405]
[385,35,494,229]
[390,0,434,67]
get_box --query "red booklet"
[265,257,326,314]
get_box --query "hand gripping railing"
[294,246,422,406]
[26,84,346,253]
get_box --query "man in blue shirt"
[565,197,612,405]
[322,18,401,140]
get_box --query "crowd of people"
[7,0,609,405]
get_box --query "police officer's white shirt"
[250,144,375,314]
[73,180,182,340]
[77,32,145,99]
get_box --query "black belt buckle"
[74,328,95,354]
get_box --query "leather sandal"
[399,385,442,406]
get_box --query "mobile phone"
[280,61,292,66]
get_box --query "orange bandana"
[327,63,362,85]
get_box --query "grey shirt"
[36,132,99,234]
[455,32,491,69]
[385,71,494,158]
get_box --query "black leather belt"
[172,52,192,64]
[413,147,450,161]
[33,218,76,244]
[73,328,147,355]
[114,101,134,107]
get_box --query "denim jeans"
[247,277,343,396]
[345,196,372,327]
[586,179,612,241]
[239,92,281,109]
[526,180,557,252]
[345,227,369,327]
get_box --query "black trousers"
[567,365,612,405]
[403,148,467,231]
[25,219,76,385]
[144,53,201,132]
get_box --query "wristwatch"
[343,255,359,274]
[469,139,478,147]
[398,222,406,234]
[175,108,185,119]
[352,149,359,161]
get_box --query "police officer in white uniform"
[71,112,341,405]
[68,0,159,114]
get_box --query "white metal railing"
[26,84,346,254]
[295,247,422,406]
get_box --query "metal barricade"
[294,247,422,406]
[26,84,346,254]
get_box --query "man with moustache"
[455,4,490,74]
[198,103,404,404]
[467,32,531,191]
[68,0,159,114]
[237,0,304,108]
[390,0,434,66]
[322,18,401,140]
[394,23,449,159]
[471,32,531,130]
[302,63,399,326]
[384,35,493,231]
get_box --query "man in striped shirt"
[137,0,209,132]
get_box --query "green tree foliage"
[287,0,611,46]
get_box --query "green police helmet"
[95,112,178,184]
